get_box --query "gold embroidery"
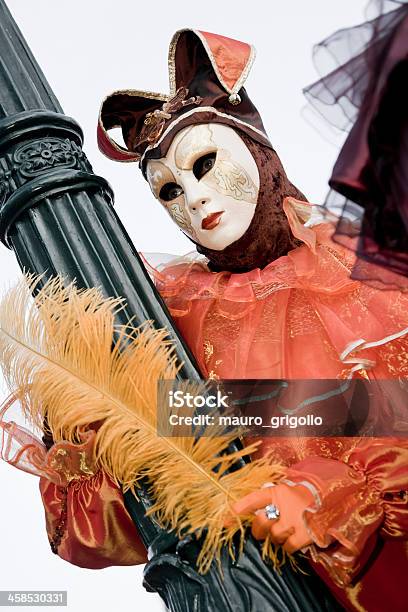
[79,451,95,476]
[321,244,354,271]
[167,201,198,239]
[377,337,408,377]
[49,446,95,483]
[146,160,198,240]
[204,150,258,203]
[287,290,323,338]
[174,124,215,170]
[203,340,214,364]
[252,280,289,300]
[345,582,367,612]
[142,106,269,164]
[173,124,257,203]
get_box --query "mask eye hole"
[159,182,184,202]
[193,152,217,180]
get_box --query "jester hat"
[97,29,272,173]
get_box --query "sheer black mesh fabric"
[303,0,408,290]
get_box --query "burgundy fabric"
[304,1,408,286]
[192,131,307,273]
[139,108,271,178]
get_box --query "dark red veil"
[304,0,408,290]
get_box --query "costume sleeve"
[37,424,147,569]
[284,438,408,587]
[0,399,147,569]
[39,470,147,569]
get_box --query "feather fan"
[0,274,287,573]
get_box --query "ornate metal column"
[0,2,342,610]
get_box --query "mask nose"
[187,197,210,216]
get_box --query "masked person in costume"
[98,27,408,612]
[1,23,407,612]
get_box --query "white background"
[0,1,367,610]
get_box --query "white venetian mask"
[146,123,260,250]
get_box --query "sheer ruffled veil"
[303,0,408,290]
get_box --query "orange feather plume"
[0,274,286,573]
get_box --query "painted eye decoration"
[193,152,217,180]
[159,182,184,202]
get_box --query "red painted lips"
[201,211,224,230]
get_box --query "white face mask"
[146,123,260,250]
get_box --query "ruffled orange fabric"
[142,197,408,608]
[284,438,408,587]
[0,395,147,568]
[142,197,408,382]
[0,395,96,486]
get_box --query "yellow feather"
[0,274,287,573]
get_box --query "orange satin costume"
[144,197,408,612]
[1,198,407,612]
[0,402,147,567]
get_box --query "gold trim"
[99,89,170,163]
[345,583,367,612]
[232,44,256,94]
[168,30,182,95]
[167,29,255,96]
[100,89,169,104]
[140,106,271,164]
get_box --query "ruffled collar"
[140,198,359,319]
